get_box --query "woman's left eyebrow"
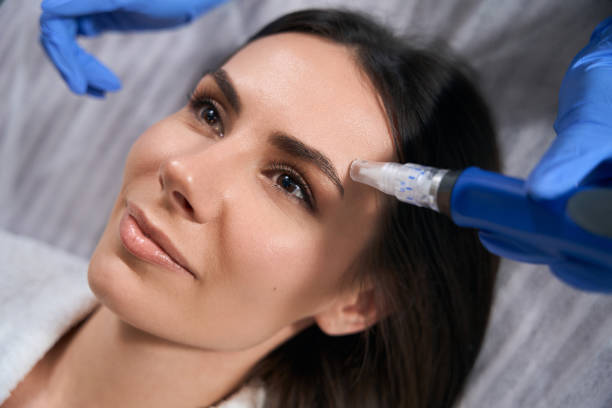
[211,69,241,114]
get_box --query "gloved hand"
[528,16,612,200]
[39,0,228,97]
[479,16,612,293]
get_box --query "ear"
[314,285,380,336]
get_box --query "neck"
[43,305,302,408]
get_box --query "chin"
[88,237,140,318]
[87,236,194,347]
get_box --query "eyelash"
[188,89,225,137]
[187,90,316,211]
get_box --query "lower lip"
[119,212,193,278]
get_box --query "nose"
[158,158,221,223]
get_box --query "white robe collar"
[0,231,263,407]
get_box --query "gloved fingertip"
[88,70,121,92]
[103,71,122,91]
[526,156,582,202]
[525,178,563,201]
[74,47,122,93]
[84,62,121,91]
[527,168,585,202]
[86,86,107,98]
[65,75,89,94]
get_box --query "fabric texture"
[0,230,263,407]
[0,230,97,405]
[2,0,612,406]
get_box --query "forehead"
[222,33,395,176]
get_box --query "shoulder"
[0,230,97,405]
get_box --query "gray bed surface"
[2,0,612,406]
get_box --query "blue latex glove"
[39,0,228,97]
[479,17,612,293]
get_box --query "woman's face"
[89,33,394,351]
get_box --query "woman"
[3,8,499,408]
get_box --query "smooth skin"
[4,33,395,408]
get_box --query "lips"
[119,202,196,279]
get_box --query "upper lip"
[126,201,197,278]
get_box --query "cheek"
[225,203,326,296]
[219,201,344,321]
[122,117,204,181]
[87,210,199,345]
[121,129,162,184]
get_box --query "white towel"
[0,230,263,407]
[0,229,97,404]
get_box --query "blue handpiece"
[349,19,612,293]
[349,160,612,293]
[450,167,612,291]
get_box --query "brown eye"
[198,101,224,137]
[188,90,225,137]
[201,104,217,124]
[265,161,315,211]
[277,173,306,201]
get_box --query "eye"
[277,174,305,200]
[267,161,315,210]
[197,101,224,136]
[188,90,225,137]
[201,102,221,127]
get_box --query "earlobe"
[315,288,380,336]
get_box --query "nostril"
[159,174,164,189]
[173,191,194,214]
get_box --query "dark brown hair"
[243,8,500,408]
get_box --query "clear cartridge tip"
[349,160,396,195]
[350,159,449,212]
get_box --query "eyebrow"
[212,69,241,114]
[269,132,345,198]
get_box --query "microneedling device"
[349,160,612,284]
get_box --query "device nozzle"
[350,159,395,195]
[350,159,450,212]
